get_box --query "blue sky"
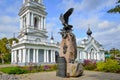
[0,0,120,50]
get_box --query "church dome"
[87,27,92,36]
[50,33,54,40]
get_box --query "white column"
[31,13,34,27]
[53,50,55,63]
[19,50,21,63]
[20,18,22,30]
[51,50,53,62]
[27,12,30,26]
[39,17,41,29]
[23,49,26,63]
[36,49,38,63]
[33,49,36,63]
[11,51,13,63]
[97,52,99,61]
[41,16,43,29]
[46,50,49,62]
[28,49,30,63]
[14,51,17,63]
[103,52,105,61]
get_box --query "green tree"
[105,50,109,54]
[108,0,120,13]
[0,37,18,64]
[0,37,9,64]
[8,38,18,49]
[109,48,120,59]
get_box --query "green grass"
[0,67,28,74]
[0,64,57,74]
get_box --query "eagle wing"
[63,8,74,24]
[59,8,74,25]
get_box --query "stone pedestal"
[67,63,83,77]
[60,33,77,63]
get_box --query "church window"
[25,0,28,3]
[34,0,39,2]
[35,38,41,42]
[34,17,39,29]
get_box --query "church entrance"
[55,51,59,63]
[38,49,44,63]
[30,49,33,62]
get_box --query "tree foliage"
[0,37,18,63]
[108,0,120,13]
[109,48,120,55]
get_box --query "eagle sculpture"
[59,8,74,31]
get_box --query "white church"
[11,0,105,66]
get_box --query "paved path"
[17,71,120,80]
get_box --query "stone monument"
[57,8,83,77]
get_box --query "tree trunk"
[1,54,4,64]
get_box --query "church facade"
[11,0,105,66]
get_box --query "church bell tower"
[18,0,48,43]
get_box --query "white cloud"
[98,21,114,29]
[0,0,21,38]
[0,0,119,50]
[57,0,120,49]
[0,15,19,38]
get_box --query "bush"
[97,59,120,73]
[0,67,28,74]
[83,59,96,70]
[96,61,105,71]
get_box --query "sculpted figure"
[59,8,74,32]
[57,8,83,77]
[59,8,77,63]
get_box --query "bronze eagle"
[59,8,74,31]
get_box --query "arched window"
[34,17,39,29]
[34,0,39,2]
